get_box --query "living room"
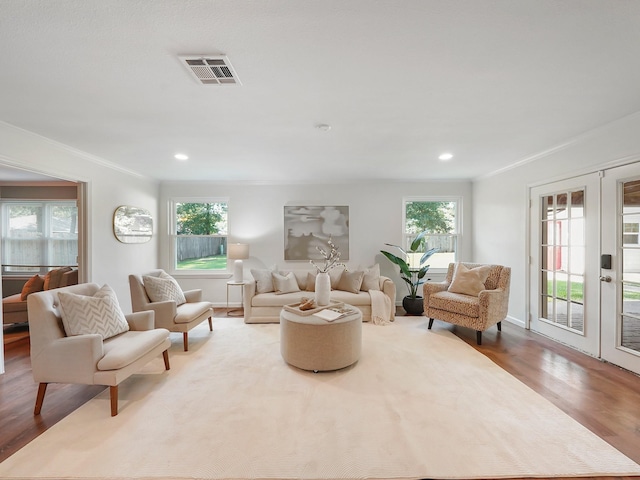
[2,1,640,479]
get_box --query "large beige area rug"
[2,317,640,480]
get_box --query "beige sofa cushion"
[305,272,316,291]
[251,268,276,293]
[272,271,301,294]
[360,264,381,291]
[336,270,364,294]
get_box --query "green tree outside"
[405,201,455,235]
[176,202,228,235]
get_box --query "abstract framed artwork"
[284,205,349,261]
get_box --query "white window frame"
[168,197,231,277]
[402,196,462,274]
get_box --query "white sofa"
[243,268,396,323]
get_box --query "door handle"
[599,275,612,283]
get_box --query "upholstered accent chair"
[423,262,511,345]
[129,270,214,351]
[28,283,171,416]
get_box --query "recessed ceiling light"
[174,153,189,161]
[438,153,453,161]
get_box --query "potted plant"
[381,232,439,315]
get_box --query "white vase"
[315,271,331,306]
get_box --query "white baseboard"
[504,315,525,328]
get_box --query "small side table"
[226,281,245,317]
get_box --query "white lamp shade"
[228,243,249,282]
[228,243,249,260]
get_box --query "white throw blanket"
[369,289,392,325]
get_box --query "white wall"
[160,180,473,306]
[472,112,640,327]
[0,122,160,310]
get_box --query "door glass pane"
[569,275,584,332]
[556,193,568,209]
[621,315,640,353]
[542,195,554,220]
[623,180,640,213]
[569,246,585,274]
[539,189,585,332]
[555,298,568,326]
[570,190,584,215]
[621,180,640,352]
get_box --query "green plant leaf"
[409,231,427,253]
[420,247,439,265]
[383,243,407,257]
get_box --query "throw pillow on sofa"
[272,271,301,294]
[336,270,365,294]
[251,267,278,294]
[448,263,491,296]
[58,284,130,340]
[143,271,186,305]
[329,267,345,289]
[20,274,45,300]
[305,272,317,292]
[359,264,381,292]
[307,268,345,291]
[43,266,73,290]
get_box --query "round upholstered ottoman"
[280,305,362,372]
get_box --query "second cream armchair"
[129,270,214,351]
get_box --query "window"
[623,222,639,245]
[403,198,460,271]
[1,200,78,274]
[172,200,228,271]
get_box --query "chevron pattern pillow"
[58,284,130,339]
[143,272,186,305]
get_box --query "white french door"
[529,163,640,375]
[529,173,601,356]
[601,163,640,375]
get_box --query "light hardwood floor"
[1,310,640,480]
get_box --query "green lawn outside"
[549,279,640,301]
[177,255,227,270]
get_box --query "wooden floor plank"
[1,313,639,480]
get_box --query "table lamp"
[228,243,249,282]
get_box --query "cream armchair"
[129,270,213,351]
[28,283,171,417]
[423,262,511,345]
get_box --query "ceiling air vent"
[179,55,241,85]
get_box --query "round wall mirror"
[113,205,153,243]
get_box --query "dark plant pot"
[402,296,424,316]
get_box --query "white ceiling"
[1,0,640,184]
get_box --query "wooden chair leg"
[183,332,189,352]
[428,318,434,329]
[163,350,170,370]
[476,331,482,345]
[34,383,48,415]
[208,317,213,331]
[110,385,118,417]
[497,321,502,331]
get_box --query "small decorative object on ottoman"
[280,303,362,372]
